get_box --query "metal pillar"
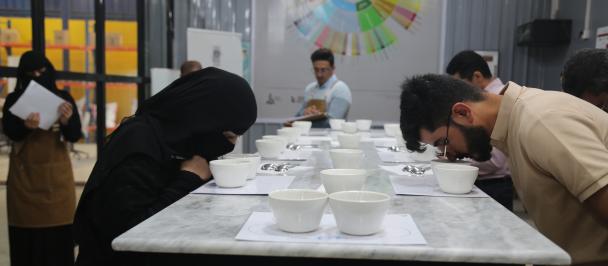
[95,0,106,156]
[137,0,147,105]
[31,0,45,54]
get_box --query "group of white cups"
[209,120,481,235]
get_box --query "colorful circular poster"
[291,0,422,56]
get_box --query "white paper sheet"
[389,175,489,198]
[8,80,65,130]
[236,212,427,245]
[191,175,295,195]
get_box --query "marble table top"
[112,142,571,265]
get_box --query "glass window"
[0,2,31,96]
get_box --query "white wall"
[252,0,444,122]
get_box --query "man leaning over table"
[399,74,607,265]
[446,50,513,211]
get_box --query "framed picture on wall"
[474,50,499,77]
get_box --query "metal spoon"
[260,163,278,171]
[387,146,404,152]
[286,143,319,151]
[275,163,297,172]
[286,143,302,151]
[402,165,430,176]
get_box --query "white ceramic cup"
[342,122,358,133]
[355,119,372,131]
[222,153,262,180]
[292,121,312,135]
[277,127,301,143]
[384,123,401,137]
[320,169,367,194]
[430,158,472,172]
[337,133,361,149]
[329,149,364,169]
[329,119,345,131]
[394,130,406,147]
[433,164,479,194]
[269,189,329,233]
[262,135,288,148]
[329,191,390,235]
[255,139,284,158]
[209,159,250,188]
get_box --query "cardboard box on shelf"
[106,32,123,48]
[54,30,70,46]
[87,32,124,48]
[0,28,20,43]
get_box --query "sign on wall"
[187,28,244,76]
[596,25,608,49]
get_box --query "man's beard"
[452,122,493,161]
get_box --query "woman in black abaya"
[73,67,257,266]
[2,51,82,266]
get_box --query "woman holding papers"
[1,51,82,266]
[73,67,257,266]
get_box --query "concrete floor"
[0,143,533,266]
[0,143,94,266]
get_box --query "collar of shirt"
[484,78,505,95]
[317,74,338,90]
[490,81,525,155]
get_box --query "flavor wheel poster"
[290,0,422,56]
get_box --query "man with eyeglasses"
[446,50,512,211]
[562,48,608,113]
[291,48,352,128]
[399,74,608,265]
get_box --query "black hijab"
[14,50,59,95]
[81,67,257,195]
[135,66,257,159]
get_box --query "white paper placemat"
[377,151,416,163]
[389,175,488,198]
[236,212,427,245]
[191,176,294,195]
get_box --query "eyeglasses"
[312,67,332,74]
[435,113,451,159]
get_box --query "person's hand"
[58,102,73,125]
[283,120,294,127]
[303,105,321,115]
[180,155,212,181]
[24,112,40,129]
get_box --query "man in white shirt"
[294,48,352,128]
[446,50,512,210]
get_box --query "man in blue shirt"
[294,48,352,128]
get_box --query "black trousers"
[8,225,75,266]
[475,176,514,211]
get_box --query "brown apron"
[7,125,76,227]
[304,79,340,115]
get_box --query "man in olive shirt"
[399,74,608,265]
